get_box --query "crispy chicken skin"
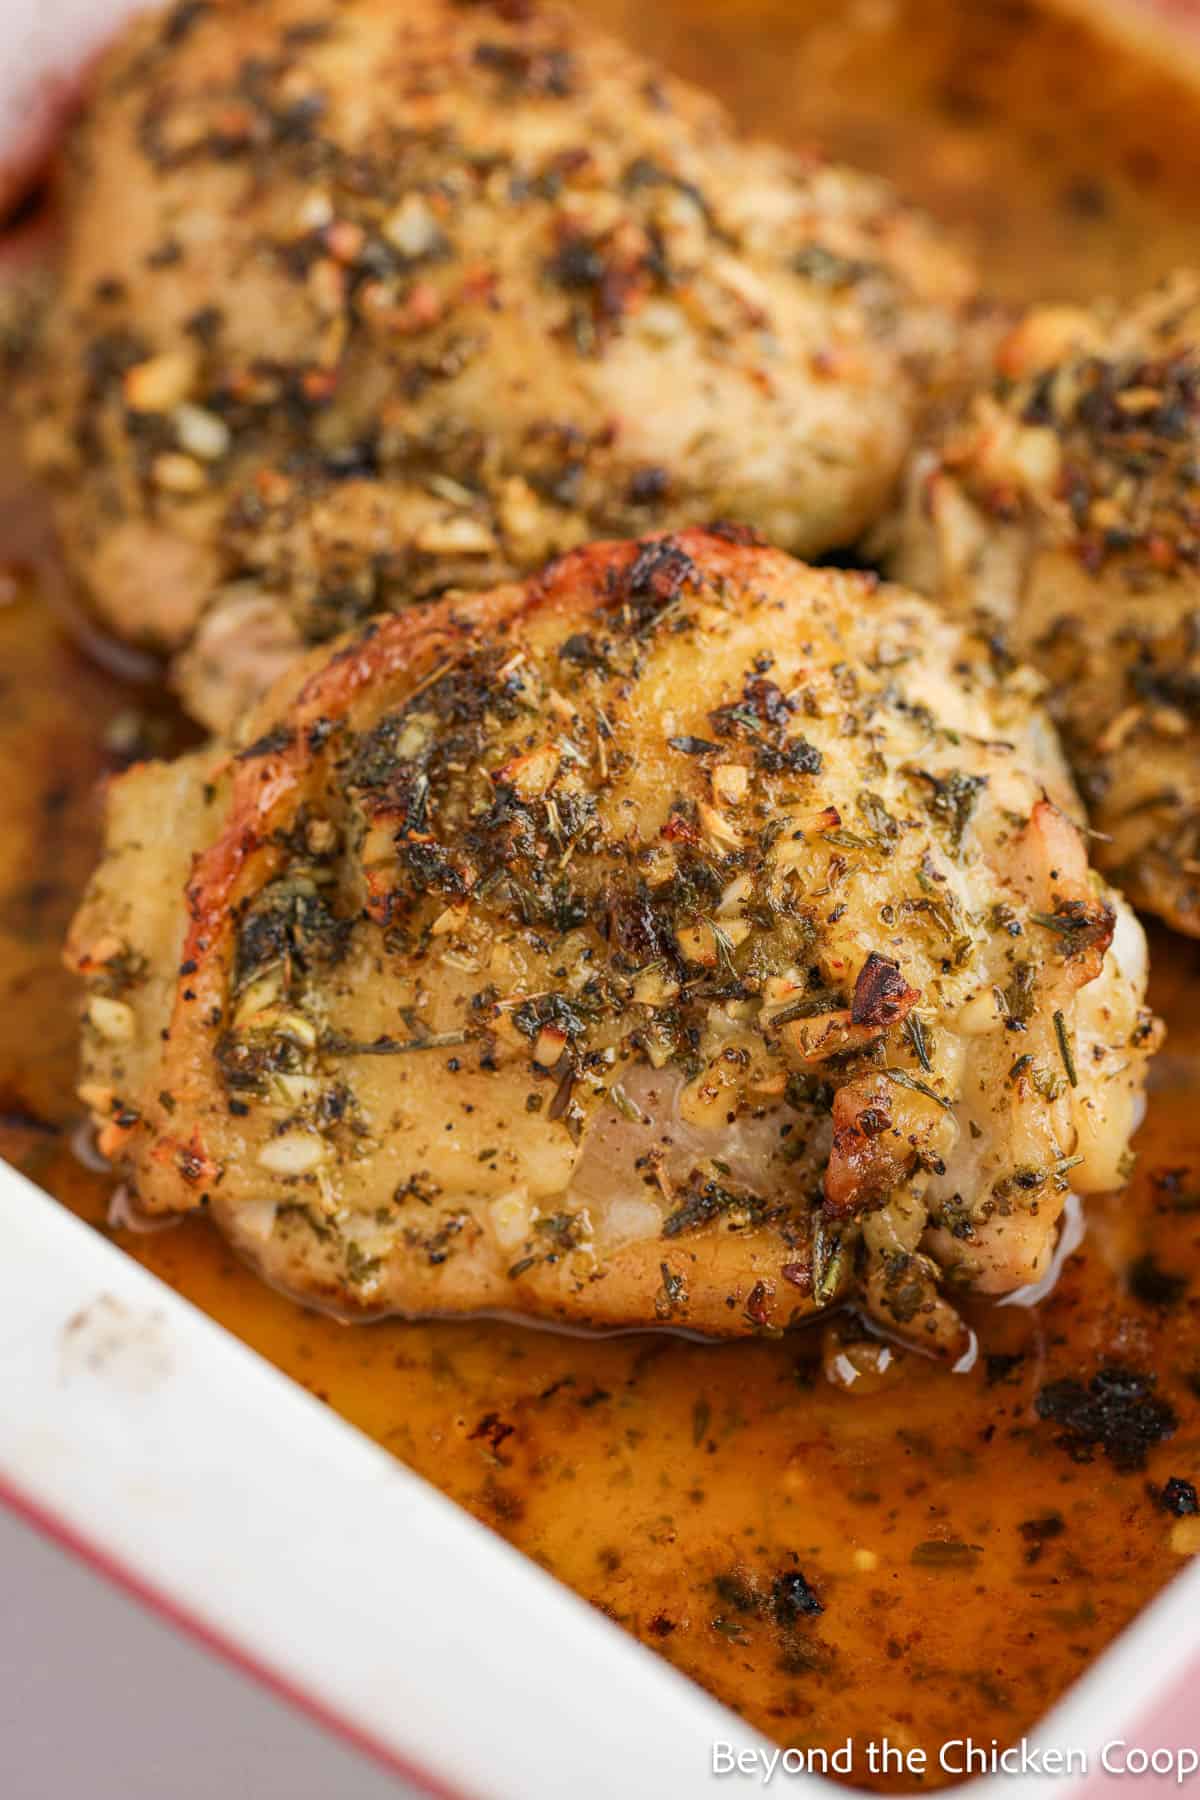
[25,0,974,730]
[892,273,1200,936]
[67,529,1159,1348]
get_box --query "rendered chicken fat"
[25,0,974,728]
[67,530,1160,1349]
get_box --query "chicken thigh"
[892,272,1200,936]
[67,529,1159,1350]
[25,0,973,729]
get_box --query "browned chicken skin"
[25,0,974,729]
[891,273,1200,937]
[67,530,1159,1350]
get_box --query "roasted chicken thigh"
[26,0,973,729]
[892,273,1200,936]
[67,530,1159,1349]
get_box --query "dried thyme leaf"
[1053,1009,1078,1087]
[903,1012,932,1072]
[883,1066,951,1110]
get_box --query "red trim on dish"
[0,1468,475,1800]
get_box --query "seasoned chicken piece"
[891,272,1200,936]
[25,0,974,730]
[67,529,1159,1350]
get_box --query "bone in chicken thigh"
[25,0,974,730]
[891,272,1200,938]
[67,529,1159,1351]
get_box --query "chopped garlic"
[711,763,749,806]
[86,996,136,1044]
[173,404,230,461]
[123,348,197,412]
[152,452,207,494]
[382,195,442,259]
[257,1132,328,1175]
[413,514,497,556]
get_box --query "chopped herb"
[911,1540,982,1569]
[1004,960,1037,1026]
[609,1082,649,1125]
[912,768,987,853]
[1053,1009,1078,1086]
[667,735,721,756]
[903,1012,932,1072]
[812,1216,848,1306]
[1159,1478,1199,1516]
[883,1066,951,1109]
[322,1030,469,1056]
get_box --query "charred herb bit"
[655,1261,687,1319]
[1003,960,1038,1027]
[558,631,609,672]
[1031,897,1116,962]
[92,944,150,998]
[1053,1009,1079,1087]
[468,1411,516,1458]
[618,537,700,617]
[911,768,987,853]
[1035,1365,1178,1470]
[756,735,823,777]
[1159,1477,1199,1516]
[472,38,575,98]
[662,1174,768,1238]
[709,673,824,779]
[1127,1252,1189,1310]
[622,155,716,231]
[544,234,607,291]
[393,1171,440,1206]
[667,734,721,757]
[234,877,352,992]
[771,1569,825,1621]
[236,724,295,761]
[215,1028,307,1094]
[791,243,872,287]
[711,673,792,735]
[533,1211,586,1262]
[512,993,587,1043]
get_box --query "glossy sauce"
[4,1,1200,1784]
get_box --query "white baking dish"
[4,1157,1200,1799]
[3,2,1200,1794]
